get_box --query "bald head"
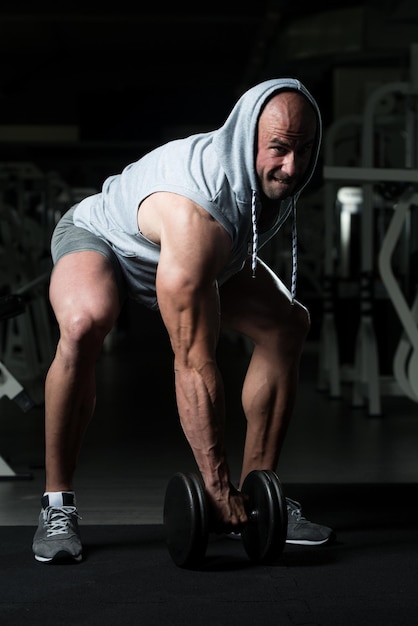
[256,90,318,203]
[260,91,317,136]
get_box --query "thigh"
[219,257,307,341]
[50,250,122,330]
[51,207,126,306]
[50,210,125,327]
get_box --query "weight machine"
[318,44,418,416]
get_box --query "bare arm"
[139,193,247,529]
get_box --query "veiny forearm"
[174,358,231,494]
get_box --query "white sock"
[43,491,76,507]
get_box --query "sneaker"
[286,498,334,546]
[226,497,335,546]
[32,492,83,563]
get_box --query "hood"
[212,78,322,299]
[212,77,322,199]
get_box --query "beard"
[262,171,295,201]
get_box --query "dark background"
[1,1,416,186]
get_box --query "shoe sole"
[34,551,83,563]
[226,534,332,546]
[286,538,330,545]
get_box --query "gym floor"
[1,301,418,529]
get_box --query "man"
[32,78,334,563]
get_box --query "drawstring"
[251,190,258,278]
[290,197,297,303]
[250,190,298,303]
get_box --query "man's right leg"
[33,249,122,563]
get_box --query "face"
[255,91,317,203]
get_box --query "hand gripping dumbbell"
[163,469,288,568]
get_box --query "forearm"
[174,359,231,494]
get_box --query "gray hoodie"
[73,78,322,310]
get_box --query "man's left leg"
[220,258,335,546]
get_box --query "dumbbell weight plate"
[163,472,209,568]
[241,469,287,564]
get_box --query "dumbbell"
[163,469,287,568]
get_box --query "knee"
[249,300,310,355]
[290,300,311,340]
[264,300,310,354]
[58,308,113,356]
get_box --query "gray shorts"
[51,206,127,305]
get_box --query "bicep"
[156,202,231,359]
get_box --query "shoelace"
[286,498,306,521]
[42,506,81,537]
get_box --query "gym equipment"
[378,189,418,401]
[163,469,287,569]
[319,43,418,415]
[0,294,34,479]
[0,293,35,412]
